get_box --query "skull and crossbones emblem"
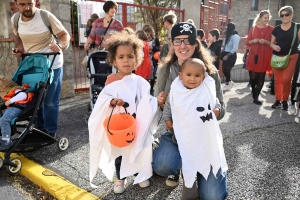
[180,24,193,33]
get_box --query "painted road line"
[0,153,100,200]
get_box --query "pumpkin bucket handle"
[107,101,129,135]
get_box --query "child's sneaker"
[271,100,281,109]
[166,174,179,187]
[114,179,126,194]
[281,101,288,110]
[139,179,150,188]
[0,140,13,151]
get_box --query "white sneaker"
[288,101,296,115]
[222,84,230,91]
[139,179,150,188]
[228,81,235,89]
[114,179,126,194]
[166,175,179,187]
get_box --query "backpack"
[13,10,58,41]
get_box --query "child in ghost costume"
[163,58,228,199]
[88,32,166,194]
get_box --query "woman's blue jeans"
[37,67,63,133]
[152,132,228,200]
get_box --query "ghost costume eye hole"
[196,107,204,112]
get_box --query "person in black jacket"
[142,24,160,94]
[207,28,222,69]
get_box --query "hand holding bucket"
[103,101,136,147]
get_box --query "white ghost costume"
[88,74,158,186]
[169,73,228,188]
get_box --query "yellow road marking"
[0,153,100,200]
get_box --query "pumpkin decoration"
[103,103,136,147]
[153,52,160,60]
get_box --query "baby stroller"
[84,50,113,124]
[0,53,69,174]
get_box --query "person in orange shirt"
[0,77,34,151]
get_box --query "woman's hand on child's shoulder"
[157,92,168,107]
[110,98,125,107]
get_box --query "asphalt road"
[2,81,300,199]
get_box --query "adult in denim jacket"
[153,22,227,200]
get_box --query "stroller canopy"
[12,54,53,92]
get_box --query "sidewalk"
[5,82,300,199]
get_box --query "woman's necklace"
[104,17,112,23]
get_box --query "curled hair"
[163,39,216,75]
[253,10,271,26]
[142,24,155,38]
[123,27,135,35]
[103,1,118,13]
[278,5,293,16]
[105,32,144,69]
[209,29,220,40]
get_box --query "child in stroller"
[0,78,34,151]
[0,53,68,174]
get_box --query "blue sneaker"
[0,140,13,151]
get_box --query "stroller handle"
[22,52,60,57]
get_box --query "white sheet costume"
[88,74,158,186]
[169,73,228,188]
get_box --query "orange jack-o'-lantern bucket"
[153,52,160,60]
[103,103,136,147]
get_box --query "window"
[278,0,285,10]
[251,0,258,11]
[248,19,254,32]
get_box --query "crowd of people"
[1,0,300,199]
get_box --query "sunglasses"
[280,13,291,18]
[172,38,190,46]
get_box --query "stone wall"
[0,0,74,98]
[229,0,300,37]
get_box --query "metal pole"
[268,0,271,10]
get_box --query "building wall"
[180,0,201,28]
[229,0,300,37]
[0,0,74,98]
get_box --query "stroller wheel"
[58,137,69,151]
[0,157,3,168]
[7,158,22,174]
